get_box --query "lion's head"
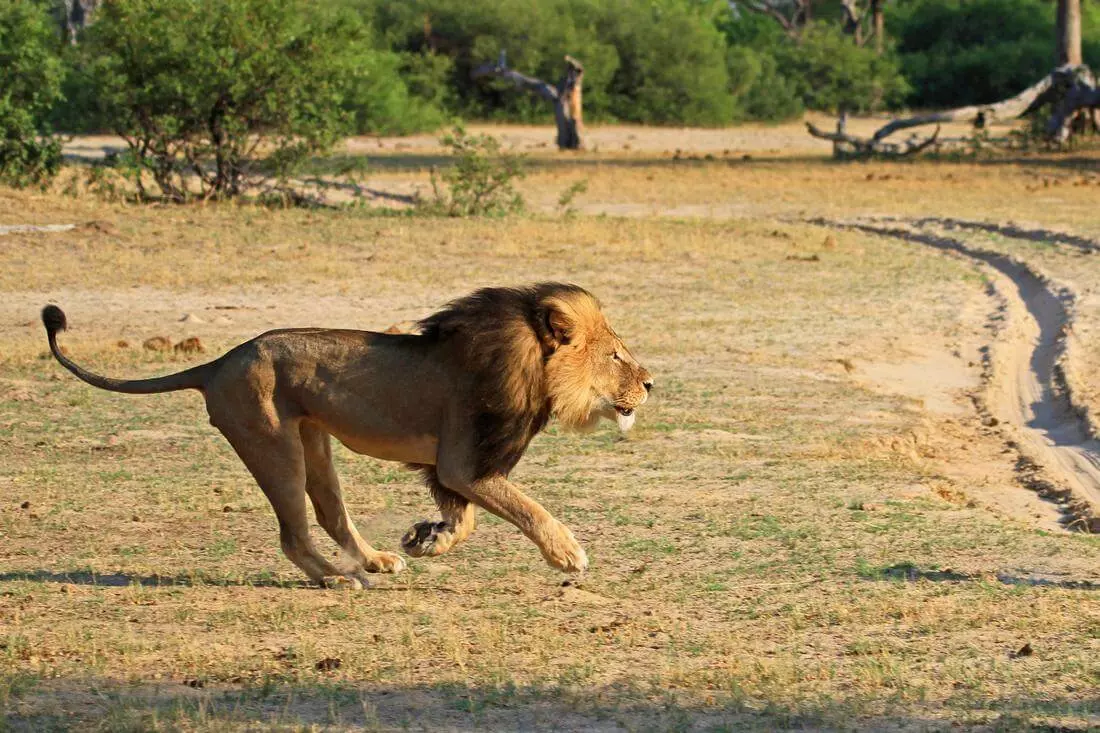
[418,283,652,476]
[535,287,652,433]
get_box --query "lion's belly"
[332,430,438,464]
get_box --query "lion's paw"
[321,574,366,590]
[540,522,589,574]
[401,520,452,558]
[365,551,407,574]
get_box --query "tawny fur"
[40,284,652,587]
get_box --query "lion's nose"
[643,379,653,393]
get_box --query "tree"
[0,0,64,188]
[79,0,382,201]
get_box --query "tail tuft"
[42,305,67,335]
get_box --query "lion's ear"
[536,304,573,352]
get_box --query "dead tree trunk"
[840,0,885,51]
[472,53,585,150]
[1058,0,1083,66]
[840,0,863,45]
[806,65,1100,156]
[58,0,98,45]
[871,0,884,55]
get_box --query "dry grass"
[2,123,1100,731]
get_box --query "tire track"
[809,217,1100,531]
[875,216,1100,254]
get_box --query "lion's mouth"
[613,405,636,432]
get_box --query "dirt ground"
[2,121,1099,731]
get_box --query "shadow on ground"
[0,569,308,589]
[2,676,1096,732]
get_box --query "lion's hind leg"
[401,467,477,558]
[300,422,406,576]
[211,410,362,588]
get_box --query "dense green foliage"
[890,0,1100,108]
[73,0,414,200]
[366,0,737,125]
[4,0,1093,166]
[0,0,63,188]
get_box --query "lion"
[41,283,652,588]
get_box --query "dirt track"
[812,218,1100,531]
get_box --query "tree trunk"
[58,0,98,45]
[472,53,585,150]
[1058,0,1083,66]
[555,56,584,150]
[871,0,884,56]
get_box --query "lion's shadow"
[0,569,311,589]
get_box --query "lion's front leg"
[444,472,588,574]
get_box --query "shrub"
[0,0,64,189]
[77,0,426,201]
[718,11,905,119]
[427,127,525,217]
[773,23,909,114]
[726,46,804,122]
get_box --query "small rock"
[315,657,342,672]
[173,337,205,354]
[116,340,130,349]
[143,336,172,352]
[1009,642,1033,659]
[179,313,205,324]
[20,500,30,509]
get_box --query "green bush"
[726,46,804,122]
[344,48,448,136]
[75,0,444,201]
[426,127,525,217]
[717,10,905,120]
[599,0,734,125]
[0,0,64,189]
[775,23,909,114]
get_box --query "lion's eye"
[612,352,622,362]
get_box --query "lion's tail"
[42,305,218,395]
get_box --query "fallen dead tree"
[807,65,1100,158]
[806,113,940,159]
[472,52,585,150]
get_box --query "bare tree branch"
[739,0,803,38]
[806,115,940,159]
[870,70,1065,141]
[471,53,585,150]
[472,55,560,104]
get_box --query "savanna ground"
[2,119,1099,731]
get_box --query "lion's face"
[540,291,653,433]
